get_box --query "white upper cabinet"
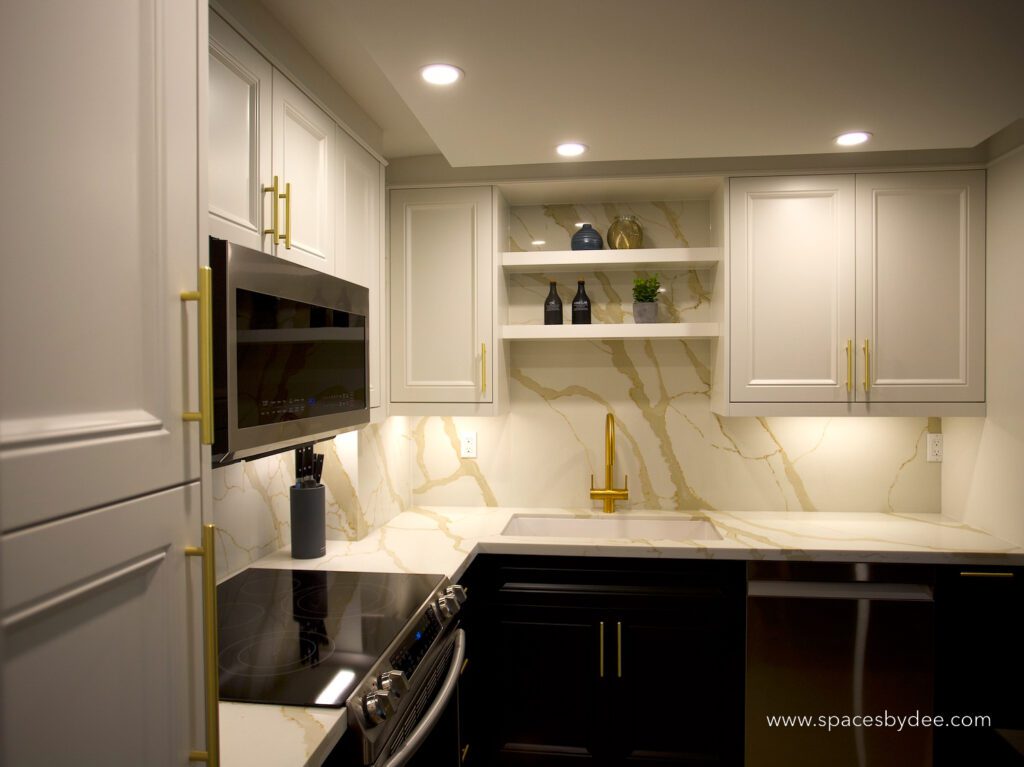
[390,187,497,407]
[723,170,985,414]
[856,171,985,402]
[730,176,856,403]
[272,70,335,274]
[208,11,273,253]
[335,127,384,408]
[0,0,201,530]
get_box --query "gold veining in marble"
[887,425,928,514]
[411,417,499,506]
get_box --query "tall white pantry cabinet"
[728,170,985,412]
[1,1,210,766]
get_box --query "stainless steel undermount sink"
[501,514,723,541]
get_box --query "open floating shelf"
[501,322,720,341]
[501,247,720,273]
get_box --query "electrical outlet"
[459,431,477,459]
[926,433,943,463]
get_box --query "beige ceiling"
[261,0,1024,166]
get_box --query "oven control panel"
[349,579,468,743]
[389,607,443,677]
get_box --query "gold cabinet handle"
[845,339,853,394]
[281,181,292,249]
[616,621,623,678]
[481,342,487,395]
[598,621,605,678]
[186,524,220,766]
[960,571,1014,578]
[180,267,214,444]
[863,339,871,392]
[461,744,470,763]
[262,175,280,243]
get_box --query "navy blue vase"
[571,223,603,250]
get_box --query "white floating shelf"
[501,322,720,341]
[501,247,720,273]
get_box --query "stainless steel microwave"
[210,238,369,464]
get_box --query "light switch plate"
[459,431,477,459]
[926,433,943,463]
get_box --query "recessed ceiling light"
[574,222,587,228]
[835,131,872,146]
[531,240,546,246]
[556,142,588,157]
[420,64,463,85]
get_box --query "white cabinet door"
[0,0,201,531]
[390,187,494,404]
[272,70,335,274]
[208,11,273,253]
[855,171,985,402]
[1,483,202,766]
[730,176,856,403]
[335,127,384,408]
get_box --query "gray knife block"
[290,484,326,559]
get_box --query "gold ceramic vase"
[607,215,643,249]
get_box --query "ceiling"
[260,0,1024,166]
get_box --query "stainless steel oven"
[210,237,369,463]
[216,568,468,767]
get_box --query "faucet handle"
[590,474,595,491]
[624,475,628,491]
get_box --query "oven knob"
[377,669,409,699]
[446,585,468,605]
[437,593,460,619]
[363,690,396,725]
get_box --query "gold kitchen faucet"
[590,413,629,513]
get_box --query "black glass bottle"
[571,280,591,324]
[544,282,563,325]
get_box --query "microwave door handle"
[380,629,466,767]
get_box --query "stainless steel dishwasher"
[745,562,935,767]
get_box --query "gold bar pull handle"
[180,266,214,444]
[863,339,871,392]
[598,621,605,678]
[262,175,280,243]
[960,571,1014,578]
[281,181,292,249]
[845,339,853,394]
[186,524,220,766]
[616,621,623,678]
[481,342,487,395]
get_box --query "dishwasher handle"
[381,629,466,767]
[748,580,934,602]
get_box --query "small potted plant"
[632,274,661,323]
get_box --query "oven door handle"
[381,629,466,767]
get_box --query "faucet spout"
[590,413,629,513]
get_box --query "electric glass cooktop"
[217,568,445,707]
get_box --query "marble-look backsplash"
[509,200,711,251]
[211,416,410,578]
[509,201,716,326]
[409,340,939,514]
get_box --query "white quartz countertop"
[220,506,1024,767]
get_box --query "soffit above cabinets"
[260,0,1024,166]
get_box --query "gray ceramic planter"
[633,302,658,323]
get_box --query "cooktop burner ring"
[220,630,337,677]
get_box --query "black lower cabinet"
[935,566,1024,766]
[461,555,745,766]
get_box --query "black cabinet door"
[936,567,1024,766]
[612,599,743,765]
[493,603,606,765]
[464,555,745,767]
